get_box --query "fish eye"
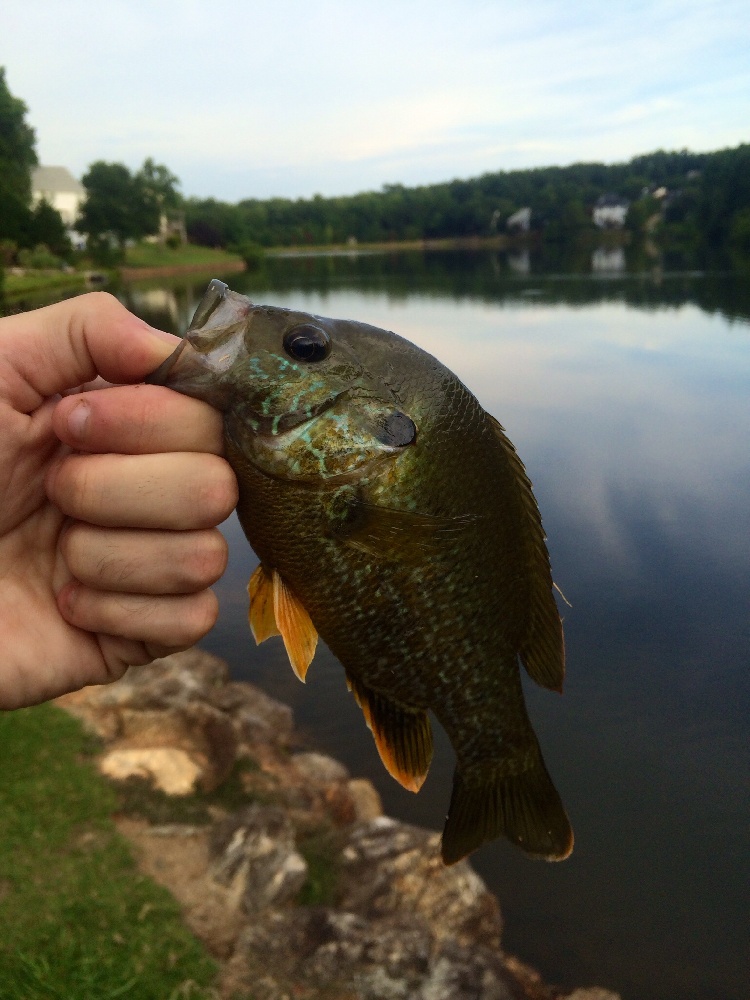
[283,325,330,363]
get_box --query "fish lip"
[144,339,189,387]
[145,277,251,397]
[144,336,234,410]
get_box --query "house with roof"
[506,206,532,234]
[31,166,86,228]
[592,193,630,229]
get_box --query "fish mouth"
[145,278,252,409]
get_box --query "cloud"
[2,0,748,199]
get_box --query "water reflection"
[116,254,748,1000]
[591,246,626,272]
[507,249,531,275]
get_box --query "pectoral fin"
[272,570,318,682]
[332,493,475,560]
[347,675,433,792]
[247,564,280,643]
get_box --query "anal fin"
[272,570,318,683]
[347,675,433,792]
[247,564,280,644]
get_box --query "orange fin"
[347,675,432,792]
[247,564,280,644]
[272,571,318,683]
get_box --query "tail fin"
[441,758,573,865]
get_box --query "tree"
[29,199,71,257]
[0,66,38,243]
[134,158,181,240]
[77,161,140,252]
[77,159,180,253]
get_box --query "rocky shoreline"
[57,649,618,1000]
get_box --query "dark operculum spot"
[283,325,331,362]
[376,411,417,447]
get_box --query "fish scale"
[147,278,573,864]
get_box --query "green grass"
[3,271,88,300]
[123,243,243,269]
[295,826,342,907]
[0,705,218,1000]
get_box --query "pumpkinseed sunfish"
[147,278,573,864]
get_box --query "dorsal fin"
[347,674,433,792]
[272,571,318,682]
[488,415,565,692]
[247,564,280,643]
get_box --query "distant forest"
[184,144,750,255]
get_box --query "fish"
[147,278,573,864]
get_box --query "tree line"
[183,146,750,254]
[1,63,749,273]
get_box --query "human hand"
[0,292,238,709]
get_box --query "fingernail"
[67,399,91,441]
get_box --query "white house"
[592,194,630,229]
[31,166,86,227]
[506,206,532,234]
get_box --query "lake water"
[26,249,750,1000]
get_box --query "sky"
[3,0,749,202]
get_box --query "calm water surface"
[117,253,749,1000]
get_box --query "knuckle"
[59,520,83,566]
[180,590,219,644]
[87,290,120,310]
[62,524,133,589]
[184,531,228,588]
[54,456,94,517]
[195,460,238,524]
[65,455,113,522]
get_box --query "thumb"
[0,292,180,413]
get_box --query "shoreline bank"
[56,648,620,1000]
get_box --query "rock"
[346,778,383,822]
[210,805,308,914]
[339,817,502,949]
[56,648,293,754]
[304,912,432,997]
[207,680,294,749]
[420,938,516,1000]
[56,648,616,1000]
[293,751,350,785]
[105,701,238,793]
[99,747,202,795]
[99,648,231,712]
[564,991,622,1000]
[230,815,515,1000]
[236,901,517,1000]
